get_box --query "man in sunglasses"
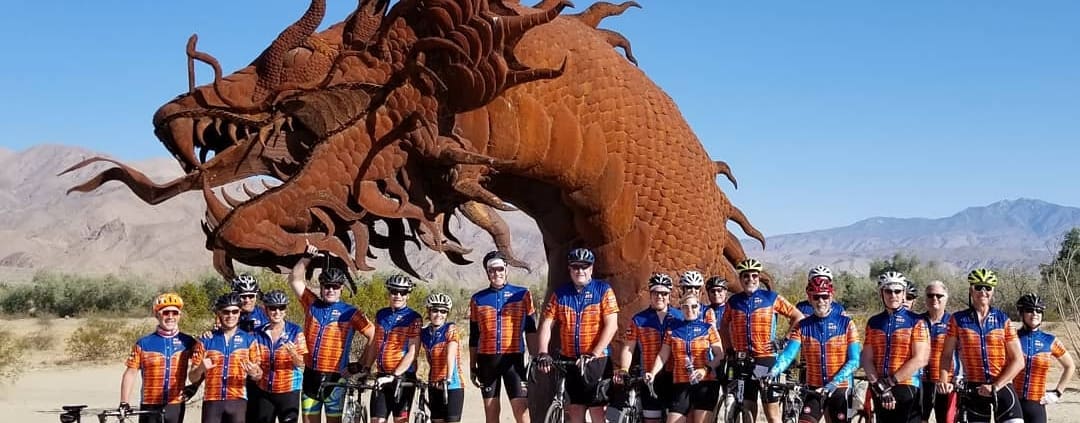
[862,271,929,423]
[536,247,620,423]
[794,266,847,318]
[768,275,860,423]
[614,273,683,423]
[468,251,537,423]
[903,281,919,311]
[232,274,269,334]
[289,245,375,423]
[360,274,424,423]
[720,258,803,423]
[190,293,264,423]
[918,281,955,423]
[937,269,1025,423]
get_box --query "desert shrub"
[18,325,55,351]
[0,271,154,316]
[0,330,27,383]
[65,318,153,362]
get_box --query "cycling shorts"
[563,355,610,406]
[300,368,344,417]
[253,389,300,423]
[642,370,673,417]
[740,356,782,404]
[369,373,416,419]
[918,380,950,422]
[136,403,185,423]
[1020,399,1046,423]
[474,353,528,399]
[201,400,245,423]
[961,384,1023,423]
[427,387,464,422]
[800,387,849,423]
[871,384,919,423]
[669,381,720,415]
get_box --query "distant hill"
[742,198,1080,274]
[0,144,547,287]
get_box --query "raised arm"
[288,245,316,298]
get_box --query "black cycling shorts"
[800,387,849,423]
[871,384,919,423]
[1020,399,1045,423]
[740,356,782,404]
[961,384,1023,423]
[202,399,246,423]
[642,371,673,417]
[918,381,950,422]
[427,387,465,422]
[253,389,300,423]
[474,353,528,399]
[563,355,610,406]
[137,403,185,423]
[369,373,416,420]
[668,381,721,415]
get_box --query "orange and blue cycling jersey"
[468,285,536,354]
[255,321,308,394]
[125,332,203,405]
[921,311,958,382]
[664,319,721,384]
[722,289,798,358]
[946,307,1017,384]
[696,307,717,326]
[625,306,683,374]
[200,330,262,401]
[300,291,372,373]
[864,308,928,387]
[1014,327,1066,401]
[421,322,463,390]
[706,304,726,331]
[774,313,860,388]
[373,306,423,373]
[542,279,620,357]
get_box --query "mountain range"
[1,144,1076,285]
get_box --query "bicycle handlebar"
[96,408,164,423]
[621,376,657,399]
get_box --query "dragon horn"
[256,0,327,99]
[495,0,572,40]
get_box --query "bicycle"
[320,375,383,423]
[713,353,756,423]
[528,355,582,423]
[765,379,808,423]
[57,405,165,423]
[394,376,450,423]
[605,374,657,423]
[851,373,873,423]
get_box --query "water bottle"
[686,357,699,385]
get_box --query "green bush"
[65,318,152,362]
[0,271,154,317]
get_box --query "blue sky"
[2,1,1077,236]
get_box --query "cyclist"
[919,281,955,423]
[679,271,716,325]
[289,245,376,423]
[1012,293,1075,423]
[536,247,621,423]
[616,273,684,423]
[233,274,270,333]
[794,266,847,317]
[120,293,203,423]
[719,258,803,423]
[360,274,423,423]
[189,293,264,423]
[253,290,307,423]
[938,269,1025,423]
[644,294,724,423]
[861,271,929,423]
[421,293,465,423]
[704,276,729,329]
[768,274,860,423]
[903,280,919,311]
[468,251,537,423]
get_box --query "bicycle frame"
[715,355,754,423]
[321,377,382,423]
[529,357,579,423]
[765,380,807,423]
[56,405,165,423]
[395,376,450,423]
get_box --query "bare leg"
[763,401,781,423]
[483,397,501,423]
[665,412,687,423]
[510,398,531,423]
[587,406,606,423]
[566,404,587,423]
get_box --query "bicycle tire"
[413,410,429,423]
[543,403,565,423]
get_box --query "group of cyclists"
[116,243,1076,423]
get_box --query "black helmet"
[706,276,728,289]
[319,267,350,286]
[262,290,290,307]
[1016,293,1046,312]
[567,248,595,265]
[214,292,242,310]
[648,273,673,291]
[906,280,919,300]
[231,273,260,294]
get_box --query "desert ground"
[3,318,1080,423]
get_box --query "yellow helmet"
[153,292,185,313]
[967,268,998,287]
[736,258,764,274]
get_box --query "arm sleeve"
[772,337,801,374]
[469,321,480,348]
[829,320,862,386]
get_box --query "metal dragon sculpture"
[65,0,764,319]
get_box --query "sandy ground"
[4,318,1080,423]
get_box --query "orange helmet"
[153,292,184,314]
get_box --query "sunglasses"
[321,284,343,291]
[972,285,994,292]
[389,289,411,296]
[266,305,287,312]
[218,308,241,315]
[486,267,506,273]
[159,310,180,317]
[650,291,670,296]
[429,308,449,314]
[569,264,592,271]
[681,304,700,310]
[681,286,701,291]
[906,295,917,301]
[239,294,257,300]
[926,293,946,300]
[884,289,904,295]
[1020,308,1044,314]
[812,294,830,301]
[709,288,727,294]
[740,273,760,279]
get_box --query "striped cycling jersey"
[300,291,372,373]
[199,330,262,401]
[469,285,536,354]
[946,307,1017,384]
[421,322,463,389]
[795,301,846,318]
[921,311,958,382]
[707,304,726,331]
[125,332,203,405]
[777,313,860,388]
[864,309,928,387]
[542,279,620,358]
[372,306,423,373]
[1014,327,1066,401]
[722,290,799,358]
[254,321,308,394]
[696,307,717,326]
[624,306,683,374]
[665,319,721,384]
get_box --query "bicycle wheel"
[543,403,565,423]
[341,393,358,423]
[412,410,429,423]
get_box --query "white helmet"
[808,265,833,281]
[425,293,453,310]
[877,271,908,290]
[679,270,705,288]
